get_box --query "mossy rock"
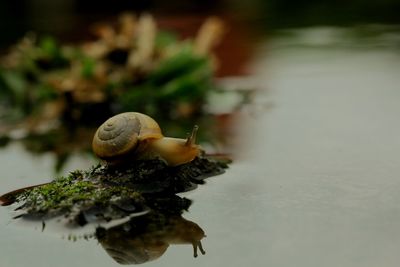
[2,155,229,227]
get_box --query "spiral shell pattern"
[92,112,162,160]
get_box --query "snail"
[92,112,200,166]
[97,213,206,264]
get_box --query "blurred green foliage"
[0,33,219,124]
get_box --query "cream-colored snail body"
[92,112,200,166]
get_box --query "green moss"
[11,155,228,225]
[17,168,143,216]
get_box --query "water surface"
[1,27,400,267]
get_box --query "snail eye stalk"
[185,125,199,146]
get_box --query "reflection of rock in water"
[96,199,206,265]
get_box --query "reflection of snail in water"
[97,213,206,265]
[92,112,200,166]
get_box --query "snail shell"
[92,112,200,166]
[92,112,162,163]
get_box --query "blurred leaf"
[155,31,178,49]
[36,36,69,69]
[0,70,27,106]
[39,36,59,58]
[158,58,213,99]
[149,50,210,85]
[117,84,155,113]
[0,70,26,92]
[35,84,58,101]
[81,57,96,78]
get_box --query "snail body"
[92,112,200,166]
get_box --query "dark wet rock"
[1,155,229,226]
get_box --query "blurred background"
[1,0,400,46]
[0,0,399,178]
[1,0,400,41]
[1,1,400,267]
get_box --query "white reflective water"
[1,27,400,267]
